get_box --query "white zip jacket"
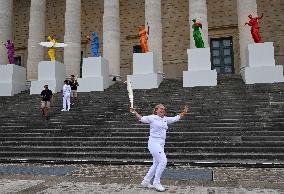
[63,84,71,96]
[140,114,180,140]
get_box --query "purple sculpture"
[3,40,15,64]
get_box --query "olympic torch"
[127,77,134,109]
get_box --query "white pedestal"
[128,52,162,89]
[30,61,66,94]
[0,64,28,96]
[183,48,217,87]
[77,57,110,92]
[241,42,284,84]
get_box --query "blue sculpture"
[91,32,100,57]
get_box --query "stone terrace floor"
[0,163,284,193]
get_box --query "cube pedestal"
[30,61,66,94]
[183,48,217,87]
[128,52,162,89]
[77,57,110,92]
[0,64,27,96]
[241,42,284,84]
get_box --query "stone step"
[1,105,278,112]
[0,78,284,164]
[0,126,283,133]
[1,131,284,138]
[1,146,284,153]
[2,140,284,147]
[0,152,283,161]
[1,136,284,142]
[0,115,266,122]
[0,157,281,165]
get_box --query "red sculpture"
[245,14,264,43]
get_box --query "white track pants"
[143,138,167,185]
[63,94,70,111]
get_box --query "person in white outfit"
[130,104,189,192]
[61,80,71,111]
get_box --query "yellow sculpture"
[47,36,56,61]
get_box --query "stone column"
[189,0,209,48]
[237,0,258,70]
[0,0,13,65]
[103,0,120,77]
[145,0,163,73]
[27,0,46,80]
[64,0,81,77]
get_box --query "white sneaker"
[141,180,153,188]
[61,109,66,111]
[153,183,166,192]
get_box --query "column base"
[77,77,109,92]
[128,52,162,89]
[30,61,66,94]
[246,42,275,67]
[186,48,212,71]
[241,65,284,84]
[183,48,217,87]
[127,73,163,89]
[77,57,110,92]
[241,42,284,84]
[133,52,156,74]
[183,70,217,87]
[0,64,27,96]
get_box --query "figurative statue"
[91,32,100,57]
[39,36,67,61]
[138,24,150,53]
[192,19,205,48]
[2,40,15,64]
[47,36,57,61]
[245,14,264,43]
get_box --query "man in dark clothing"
[69,75,79,105]
[40,85,53,119]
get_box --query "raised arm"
[258,13,263,19]
[146,22,150,35]
[130,107,142,120]
[167,105,189,125]
[179,105,189,119]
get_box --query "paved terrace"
[0,163,284,193]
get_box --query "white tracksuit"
[63,84,71,111]
[140,114,180,185]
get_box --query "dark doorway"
[14,56,22,66]
[133,45,142,53]
[210,37,234,74]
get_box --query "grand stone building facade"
[1,0,284,80]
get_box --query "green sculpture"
[192,19,205,48]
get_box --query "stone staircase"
[0,75,284,166]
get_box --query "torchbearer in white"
[130,104,189,192]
